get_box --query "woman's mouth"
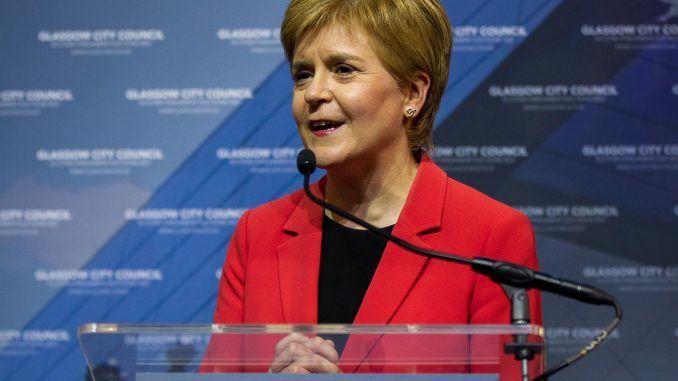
[309,120,344,136]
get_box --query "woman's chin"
[310,148,350,170]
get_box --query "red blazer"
[213,155,541,326]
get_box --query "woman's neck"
[324,151,419,229]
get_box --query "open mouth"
[309,120,344,133]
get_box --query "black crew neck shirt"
[317,214,394,324]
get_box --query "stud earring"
[405,106,416,117]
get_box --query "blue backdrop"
[1,0,677,379]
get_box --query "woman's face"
[291,25,410,170]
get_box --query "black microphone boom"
[295,149,615,306]
[295,148,622,381]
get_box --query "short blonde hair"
[281,0,452,153]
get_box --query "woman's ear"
[403,71,430,118]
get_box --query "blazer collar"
[282,178,325,235]
[277,179,325,323]
[282,154,447,236]
[394,153,447,235]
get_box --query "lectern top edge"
[77,323,544,336]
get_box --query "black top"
[317,214,394,324]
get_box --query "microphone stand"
[296,149,621,381]
[500,285,541,381]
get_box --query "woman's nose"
[303,73,333,105]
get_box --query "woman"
[211,0,541,374]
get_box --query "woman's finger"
[275,332,309,356]
[305,336,339,364]
[280,353,340,374]
[270,340,314,373]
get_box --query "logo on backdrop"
[0,89,74,117]
[124,207,246,235]
[35,148,164,175]
[432,145,529,173]
[34,268,163,296]
[452,25,529,52]
[546,326,620,354]
[0,209,72,236]
[0,330,70,357]
[216,146,303,174]
[216,27,282,54]
[487,83,619,112]
[672,83,678,95]
[579,17,678,51]
[125,87,253,115]
[514,204,621,232]
[582,265,678,293]
[581,143,678,172]
[37,29,165,56]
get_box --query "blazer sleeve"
[470,209,543,325]
[213,210,250,324]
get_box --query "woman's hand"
[269,332,340,374]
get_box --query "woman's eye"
[335,64,355,76]
[293,71,312,84]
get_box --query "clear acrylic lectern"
[79,324,544,381]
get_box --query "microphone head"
[297,149,316,175]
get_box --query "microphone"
[296,148,622,380]
[296,148,316,176]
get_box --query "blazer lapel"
[342,223,433,374]
[352,222,431,325]
[277,232,322,323]
[343,156,448,373]
[353,154,448,325]
[277,180,325,323]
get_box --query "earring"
[405,106,416,117]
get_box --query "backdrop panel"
[1,1,676,380]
